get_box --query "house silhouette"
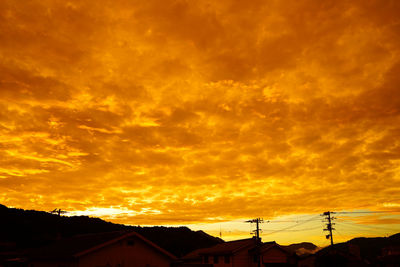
[14,231,177,267]
[181,237,297,267]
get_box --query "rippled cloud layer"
[1,0,400,228]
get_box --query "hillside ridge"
[0,204,222,257]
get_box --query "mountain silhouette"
[284,242,319,255]
[313,232,400,265]
[0,204,222,257]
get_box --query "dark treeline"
[0,204,222,257]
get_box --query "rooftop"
[26,230,176,260]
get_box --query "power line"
[334,211,393,214]
[239,211,399,240]
[265,219,322,223]
[335,220,398,232]
[255,210,399,224]
[262,226,321,232]
[263,215,320,236]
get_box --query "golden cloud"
[0,0,400,235]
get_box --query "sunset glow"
[1,0,400,245]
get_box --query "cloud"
[0,0,399,243]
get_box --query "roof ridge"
[74,231,176,260]
[231,238,258,253]
[188,237,258,256]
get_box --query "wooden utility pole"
[246,218,263,240]
[246,218,263,267]
[323,211,335,246]
[50,208,67,216]
[49,208,67,240]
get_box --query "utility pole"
[246,218,263,267]
[50,208,67,216]
[49,208,67,240]
[322,211,335,246]
[246,218,264,240]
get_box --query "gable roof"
[260,242,297,257]
[183,238,259,258]
[27,231,176,261]
[260,241,297,257]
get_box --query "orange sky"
[1,0,400,245]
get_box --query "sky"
[1,0,400,245]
